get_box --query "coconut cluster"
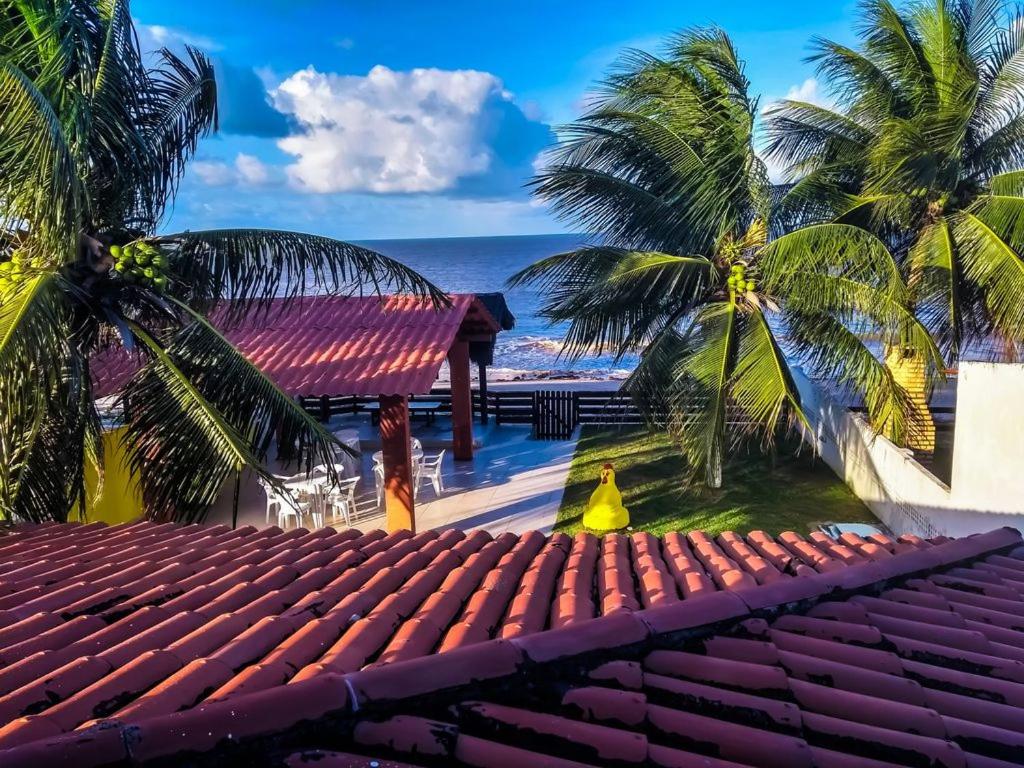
[0,250,44,292]
[112,242,169,291]
[727,263,755,295]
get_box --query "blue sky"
[133,0,859,240]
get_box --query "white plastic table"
[372,448,424,465]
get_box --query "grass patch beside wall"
[556,426,874,537]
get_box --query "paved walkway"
[355,424,578,535]
[208,420,578,537]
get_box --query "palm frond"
[973,3,1024,134]
[763,100,876,177]
[121,323,273,523]
[156,229,447,322]
[911,0,975,112]
[860,0,935,108]
[988,169,1024,195]
[760,222,905,295]
[2,351,101,523]
[783,271,944,374]
[783,309,917,444]
[166,296,348,481]
[0,272,80,521]
[967,112,1024,177]
[729,307,810,444]
[806,37,904,120]
[0,58,81,259]
[510,246,710,359]
[953,208,1024,341]
[669,301,737,486]
[909,217,973,359]
[136,46,218,229]
[534,27,763,255]
[85,0,154,232]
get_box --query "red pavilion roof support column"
[379,394,415,532]
[448,339,474,461]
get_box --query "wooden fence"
[298,388,646,438]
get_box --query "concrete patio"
[207,414,578,536]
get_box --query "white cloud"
[334,37,355,50]
[784,77,830,108]
[192,154,273,186]
[234,153,270,185]
[134,22,221,54]
[192,160,235,186]
[270,65,514,194]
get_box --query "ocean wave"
[487,367,632,382]
[494,335,567,355]
[492,334,639,374]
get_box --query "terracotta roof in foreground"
[0,522,1021,767]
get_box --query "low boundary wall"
[794,363,1024,537]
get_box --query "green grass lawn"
[556,427,875,537]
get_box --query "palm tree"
[764,0,1024,451]
[513,30,819,488]
[0,2,441,523]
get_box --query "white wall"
[794,362,1024,538]
[949,363,1024,512]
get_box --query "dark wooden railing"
[299,388,778,439]
[300,388,643,434]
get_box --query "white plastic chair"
[415,450,445,499]
[372,439,422,466]
[311,463,348,479]
[258,477,309,529]
[305,486,327,529]
[327,477,360,526]
[373,462,386,508]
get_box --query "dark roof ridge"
[3,527,1021,768]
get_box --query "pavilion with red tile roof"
[92,294,509,532]
[1,521,1023,766]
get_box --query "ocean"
[357,233,639,381]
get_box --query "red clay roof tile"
[91,294,501,398]
[1,522,1023,767]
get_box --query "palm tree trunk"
[883,345,935,454]
[707,443,724,489]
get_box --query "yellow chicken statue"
[583,463,630,530]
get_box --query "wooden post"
[379,394,415,532]
[478,361,489,425]
[230,469,241,530]
[448,339,474,460]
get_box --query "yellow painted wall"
[883,345,936,453]
[71,426,144,524]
